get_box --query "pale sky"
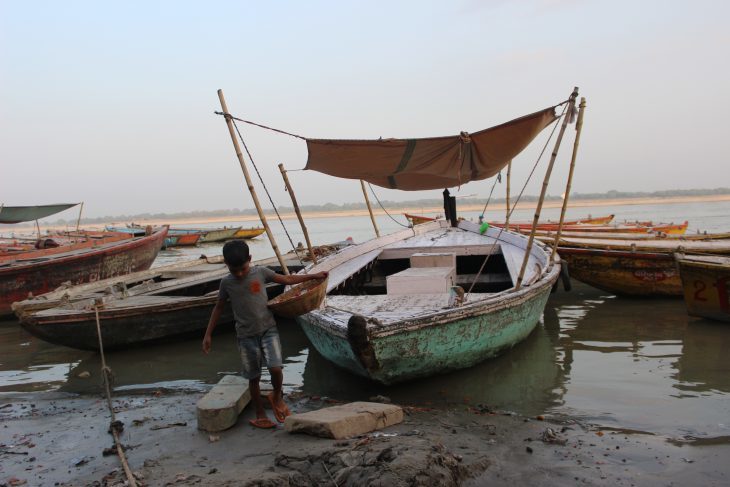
[1,0,728,218]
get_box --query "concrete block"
[196,375,250,432]
[386,266,455,295]
[410,252,456,269]
[285,401,403,439]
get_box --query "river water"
[1,199,729,445]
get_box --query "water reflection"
[301,323,563,416]
[548,282,730,440]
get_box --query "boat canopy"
[0,203,80,224]
[305,106,558,190]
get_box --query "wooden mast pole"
[505,161,512,230]
[515,88,579,290]
[360,180,380,237]
[279,163,317,265]
[217,89,289,274]
[550,97,587,263]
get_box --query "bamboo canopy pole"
[278,163,317,265]
[515,88,579,290]
[217,89,289,274]
[75,202,84,234]
[360,180,380,238]
[550,97,587,263]
[505,161,512,230]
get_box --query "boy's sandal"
[267,393,291,423]
[249,418,276,429]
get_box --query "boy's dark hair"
[222,240,250,267]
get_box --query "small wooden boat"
[106,225,192,249]
[0,228,167,316]
[491,214,615,227]
[675,254,730,322]
[13,253,302,350]
[167,233,201,247]
[233,227,266,239]
[403,213,438,226]
[169,226,241,243]
[296,219,560,384]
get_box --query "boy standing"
[202,240,327,429]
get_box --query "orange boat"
[233,227,266,239]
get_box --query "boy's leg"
[261,327,289,419]
[238,335,273,425]
[270,366,283,402]
[248,378,267,420]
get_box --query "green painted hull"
[298,275,556,384]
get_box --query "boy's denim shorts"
[237,326,283,380]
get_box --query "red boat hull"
[1,228,167,316]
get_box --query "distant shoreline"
[5,194,730,232]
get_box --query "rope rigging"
[466,103,568,298]
[367,183,411,228]
[230,118,305,266]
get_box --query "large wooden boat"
[556,237,730,297]
[296,220,560,384]
[218,88,582,383]
[555,236,730,255]
[675,254,730,322]
[491,220,688,235]
[528,229,730,241]
[558,247,681,296]
[233,227,266,239]
[1,230,132,259]
[13,253,301,349]
[404,213,615,228]
[0,227,167,316]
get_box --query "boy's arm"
[202,297,226,354]
[272,270,328,286]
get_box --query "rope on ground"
[367,183,410,228]
[94,302,138,487]
[230,119,305,266]
[466,104,568,298]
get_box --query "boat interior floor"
[321,293,491,327]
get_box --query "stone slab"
[285,401,403,439]
[196,375,250,432]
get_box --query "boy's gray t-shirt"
[218,266,277,337]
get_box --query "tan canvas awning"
[305,106,558,191]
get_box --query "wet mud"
[2,390,728,486]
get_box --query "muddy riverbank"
[2,389,728,486]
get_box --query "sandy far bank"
[6,194,730,232]
[105,194,730,227]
